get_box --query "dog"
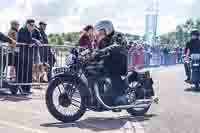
[32,63,49,83]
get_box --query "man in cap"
[16,19,37,94]
[39,21,55,80]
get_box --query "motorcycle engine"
[127,89,137,104]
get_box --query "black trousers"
[184,63,191,79]
[15,53,33,92]
[0,53,18,88]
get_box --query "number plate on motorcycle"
[53,67,71,74]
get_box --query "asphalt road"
[0,65,199,133]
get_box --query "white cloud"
[0,0,199,35]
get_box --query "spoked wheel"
[46,77,86,123]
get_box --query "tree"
[57,36,64,45]
[196,19,200,31]
[176,26,184,42]
[49,37,57,44]
[183,18,195,32]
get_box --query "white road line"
[131,122,145,133]
[0,120,48,133]
[118,112,145,133]
[0,105,42,115]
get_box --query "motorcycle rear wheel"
[46,77,86,123]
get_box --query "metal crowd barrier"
[0,42,183,90]
[0,42,87,89]
[0,42,137,89]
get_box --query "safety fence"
[128,49,184,69]
[1,43,183,90]
[0,43,75,89]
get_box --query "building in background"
[144,0,159,45]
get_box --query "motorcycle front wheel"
[46,77,86,123]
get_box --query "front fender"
[49,73,90,97]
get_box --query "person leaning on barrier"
[39,21,56,80]
[16,19,38,94]
[0,32,16,89]
[7,20,20,80]
[184,30,200,83]
[0,32,16,73]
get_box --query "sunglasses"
[29,23,35,27]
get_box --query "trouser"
[101,75,125,105]
[0,53,6,87]
[15,55,33,92]
[184,63,191,79]
[0,53,18,89]
[177,54,182,64]
[164,54,169,65]
[40,47,55,80]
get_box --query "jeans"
[184,63,191,79]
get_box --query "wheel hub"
[59,94,71,107]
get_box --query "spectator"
[32,26,42,82]
[163,46,170,65]
[7,20,20,81]
[0,32,16,89]
[8,20,19,40]
[79,25,94,50]
[32,26,42,65]
[39,21,55,80]
[177,47,183,64]
[16,19,36,94]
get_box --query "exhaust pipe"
[93,83,152,110]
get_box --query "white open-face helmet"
[95,20,114,36]
[10,20,19,27]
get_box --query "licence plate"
[53,67,71,75]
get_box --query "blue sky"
[0,0,199,35]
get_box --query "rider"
[184,30,200,82]
[94,20,137,105]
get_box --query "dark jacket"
[0,32,12,44]
[17,27,35,60]
[98,32,128,75]
[17,27,34,44]
[185,39,200,55]
[39,29,48,44]
[32,28,42,41]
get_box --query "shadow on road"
[41,114,157,132]
[0,91,32,102]
[184,88,200,93]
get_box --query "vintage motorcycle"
[45,44,158,123]
[185,54,200,89]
